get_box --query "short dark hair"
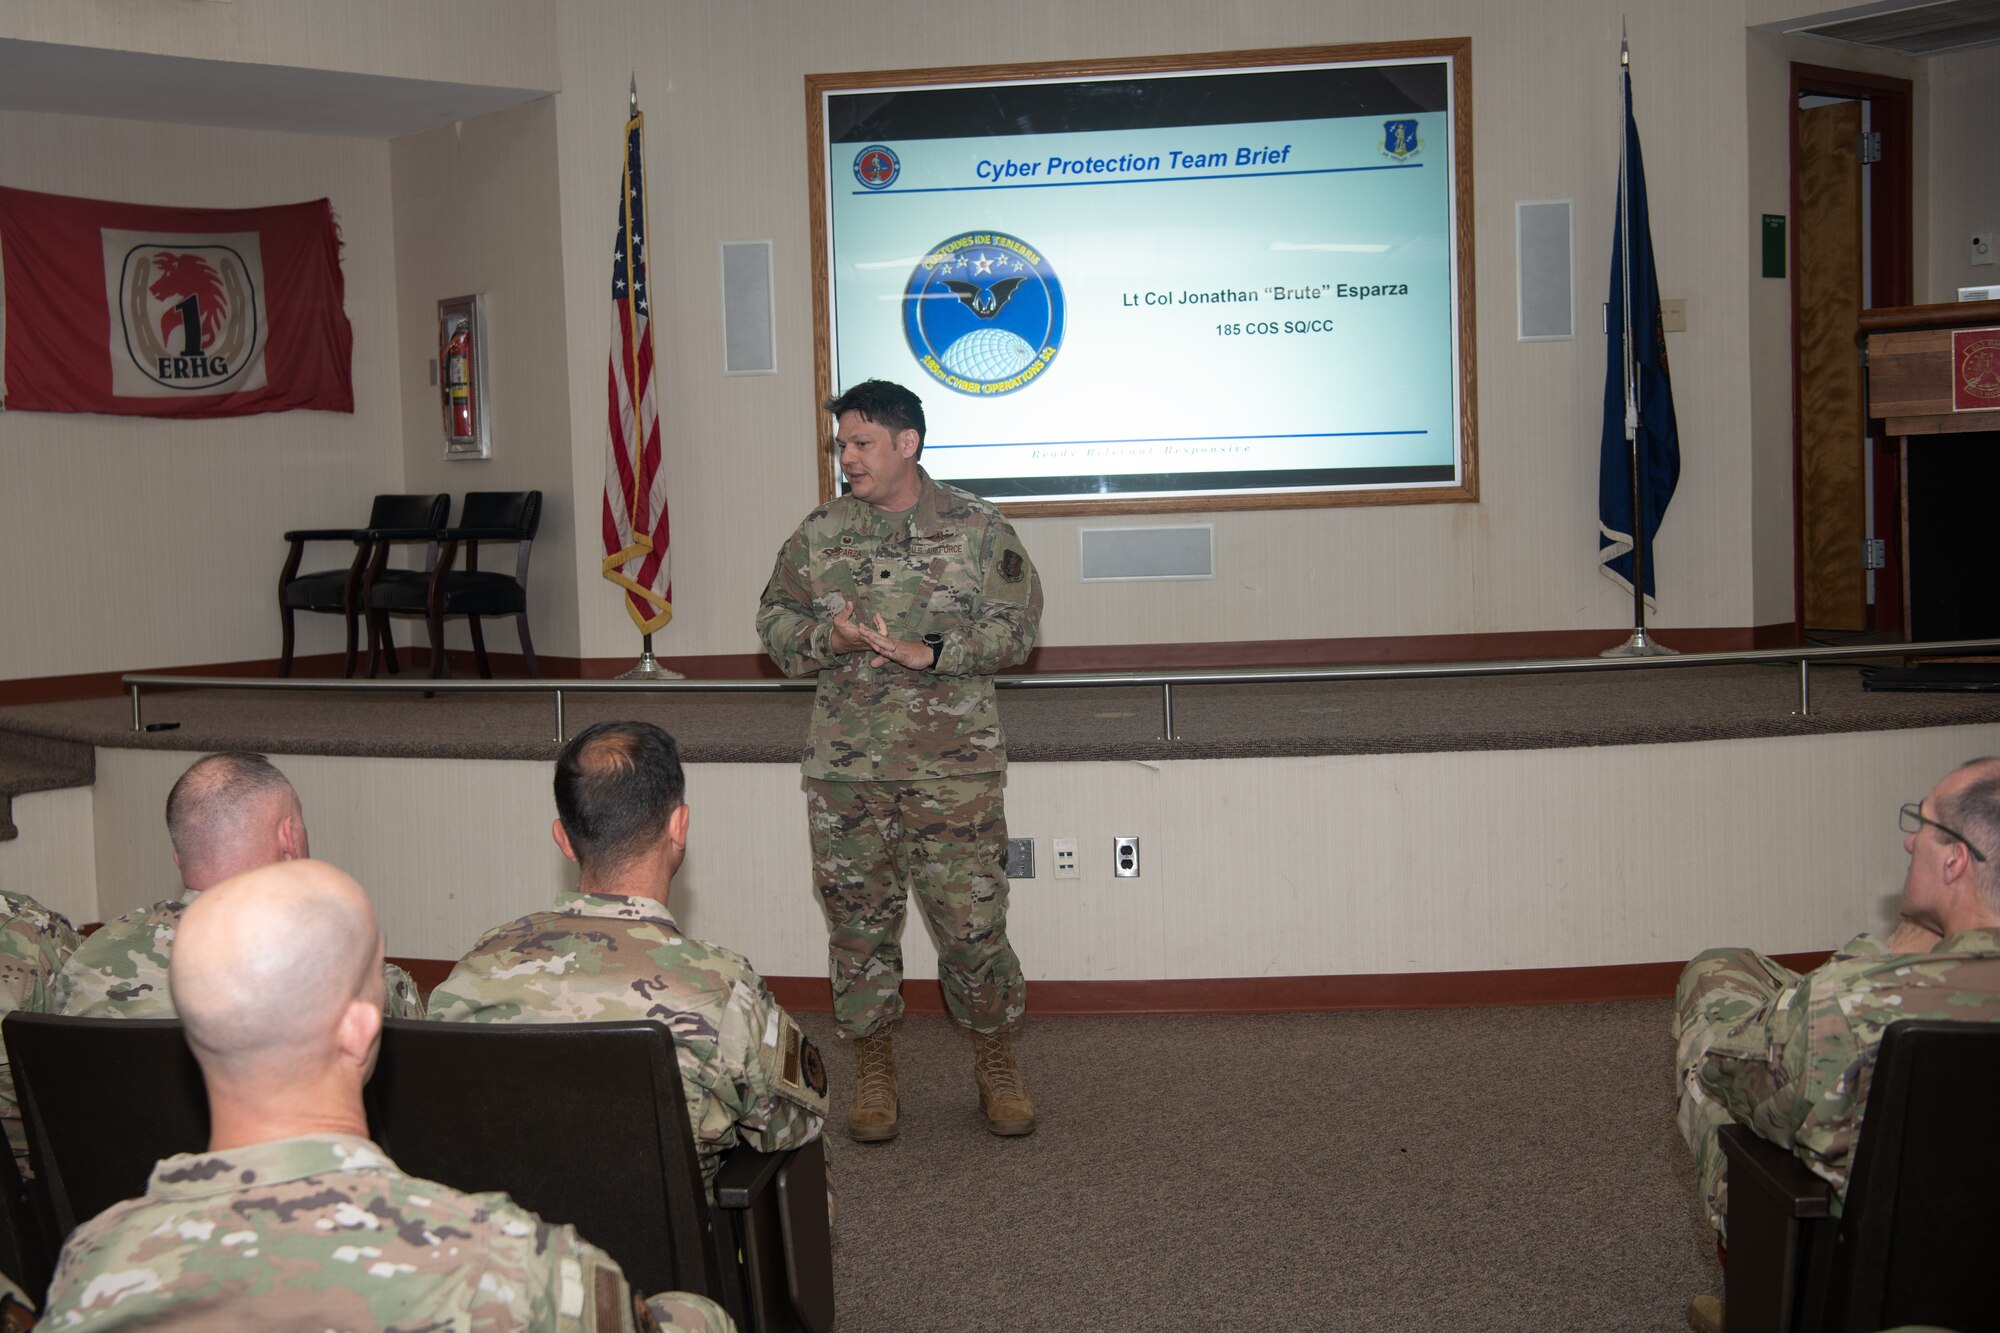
[553,722,685,874]
[165,753,296,862]
[825,379,926,457]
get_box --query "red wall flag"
[0,186,353,417]
[599,102,671,633]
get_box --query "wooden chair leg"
[369,614,397,678]
[341,611,360,679]
[469,617,493,679]
[279,606,296,677]
[427,610,448,680]
[515,613,541,678]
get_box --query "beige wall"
[1926,46,2000,300]
[545,0,1803,664]
[77,722,1999,977]
[0,788,98,927]
[0,0,558,88]
[3,3,1993,686]
[390,96,580,658]
[0,109,403,681]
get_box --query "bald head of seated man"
[38,860,732,1333]
[55,752,424,1020]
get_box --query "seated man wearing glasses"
[1675,757,2000,1254]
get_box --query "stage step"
[0,731,95,842]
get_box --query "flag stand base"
[615,649,684,680]
[1600,627,1679,658]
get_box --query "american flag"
[600,97,672,633]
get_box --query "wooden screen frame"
[805,39,1478,517]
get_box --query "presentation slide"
[820,56,1465,506]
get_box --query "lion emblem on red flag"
[149,252,229,351]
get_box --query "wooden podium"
[1860,300,2000,641]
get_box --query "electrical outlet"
[1005,838,1034,878]
[1051,837,1079,879]
[1113,836,1140,878]
[1973,232,1995,267]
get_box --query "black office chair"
[279,494,450,678]
[367,1018,833,1333]
[1717,1018,2000,1333]
[366,491,542,679]
[2,1015,208,1242]
[0,1122,53,1306]
[3,1013,833,1333]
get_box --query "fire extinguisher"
[445,321,473,439]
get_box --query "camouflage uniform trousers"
[806,773,1025,1039]
[1673,946,1804,1236]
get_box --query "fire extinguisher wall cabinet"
[437,294,491,459]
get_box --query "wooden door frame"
[1789,63,1913,635]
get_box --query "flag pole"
[1603,26,1675,659]
[618,630,682,680]
[612,73,683,682]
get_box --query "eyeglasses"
[1899,802,1988,863]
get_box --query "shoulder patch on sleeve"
[999,548,1025,583]
[776,1011,827,1098]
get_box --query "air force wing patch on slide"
[903,229,1064,398]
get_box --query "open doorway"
[1789,63,1912,637]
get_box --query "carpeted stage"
[6,659,2000,771]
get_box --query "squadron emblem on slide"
[902,229,1065,397]
[1380,118,1423,161]
[853,145,900,190]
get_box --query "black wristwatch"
[923,633,944,670]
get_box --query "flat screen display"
[809,43,1476,513]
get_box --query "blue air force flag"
[1597,67,1680,604]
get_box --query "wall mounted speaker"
[1078,526,1216,582]
[720,240,775,375]
[1516,200,1574,341]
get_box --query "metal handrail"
[119,637,2000,744]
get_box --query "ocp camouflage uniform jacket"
[426,890,827,1190]
[0,889,79,1160]
[54,890,428,1020]
[37,1133,733,1331]
[756,465,1043,782]
[1689,927,2000,1199]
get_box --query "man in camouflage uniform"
[53,751,424,1020]
[0,888,79,1172]
[38,858,730,1332]
[428,721,826,1194]
[1675,757,2000,1243]
[757,379,1043,1142]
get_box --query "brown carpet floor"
[806,1003,1714,1331]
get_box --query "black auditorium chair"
[366,490,542,680]
[366,1019,833,1333]
[3,1012,833,1333]
[2,1015,208,1244]
[0,1117,54,1303]
[279,493,450,677]
[1716,1018,2000,1333]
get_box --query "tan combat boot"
[970,1030,1036,1135]
[847,1032,899,1142]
